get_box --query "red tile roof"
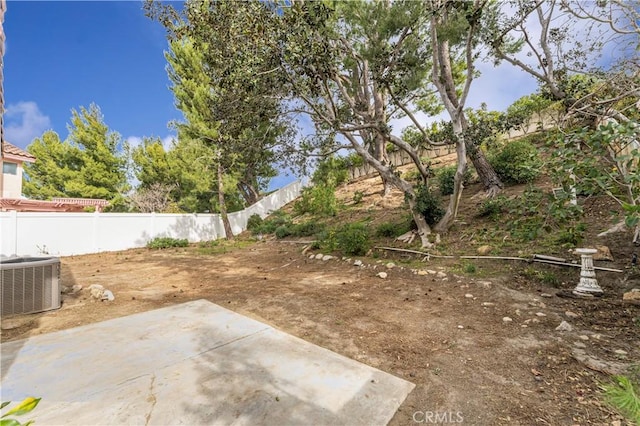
[1,141,36,163]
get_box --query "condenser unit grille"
[1,257,61,316]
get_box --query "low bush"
[250,211,292,235]
[291,221,326,237]
[293,184,339,217]
[376,222,397,238]
[274,225,292,239]
[478,196,510,220]
[147,237,189,249]
[413,184,445,226]
[489,139,542,184]
[335,222,370,256]
[246,214,264,232]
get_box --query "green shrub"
[478,195,509,220]
[602,375,640,424]
[147,237,189,249]
[437,165,473,196]
[376,222,398,237]
[294,184,338,217]
[246,214,264,232]
[555,223,586,247]
[251,211,292,235]
[489,139,542,184]
[291,221,326,237]
[1,396,41,426]
[313,156,349,186]
[352,191,364,204]
[413,184,445,226]
[335,223,370,256]
[274,225,292,239]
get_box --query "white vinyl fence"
[0,181,303,257]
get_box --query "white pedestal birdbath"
[573,248,604,296]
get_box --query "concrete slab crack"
[144,373,157,426]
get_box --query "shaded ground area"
[2,238,638,425]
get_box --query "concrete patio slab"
[1,300,414,425]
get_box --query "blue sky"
[4,1,179,150]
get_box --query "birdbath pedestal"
[573,248,603,296]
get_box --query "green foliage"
[294,184,339,217]
[312,156,349,186]
[352,191,364,204]
[249,211,293,235]
[413,184,445,226]
[437,165,473,196]
[555,223,586,247]
[335,223,370,256]
[1,396,41,426]
[274,225,292,239]
[291,221,326,237]
[246,214,264,232]
[478,195,509,220]
[24,105,129,210]
[489,139,542,184]
[462,262,477,274]
[520,267,559,287]
[548,122,640,236]
[503,93,553,133]
[602,375,640,424]
[376,222,398,238]
[146,237,189,249]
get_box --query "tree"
[24,105,129,210]
[147,0,291,238]
[23,130,73,199]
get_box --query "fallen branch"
[374,247,624,273]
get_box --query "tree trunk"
[435,127,467,233]
[217,161,234,240]
[237,180,260,206]
[467,142,503,197]
[461,115,503,197]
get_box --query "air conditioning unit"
[1,257,61,316]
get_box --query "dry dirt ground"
[2,168,639,425]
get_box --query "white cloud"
[125,135,177,152]
[125,136,143,149]
[5,101,51,148]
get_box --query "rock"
[578,335,590,341]
[322,255,334,261]
[427,270,437,275]
[101,290,115,301]
[457,325,464,329]
[353,260,363,267]
[540,293,553,298]
[481,302,495,307]
[464,293,474,299]
[417,270,428,276]
[477,245,492,255]
[72,284,83,293]
[555,321,573,332]
[88,284,104,291]
[1,318,31,330]
[477,280,492,289]
[376,272,388,279]
[309,254,315,259]
[623,289,640,302]
[385,262,396,269]
[315,253,324,260]
[61,285,72,294]
[436,271,447,278]
[593,245,614,261]
[502,317,513,323]
[535,312,546,317]
[90,287,104,300]
[565,310,579,319]
[573,342,586,348]
[613,349,628,355]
